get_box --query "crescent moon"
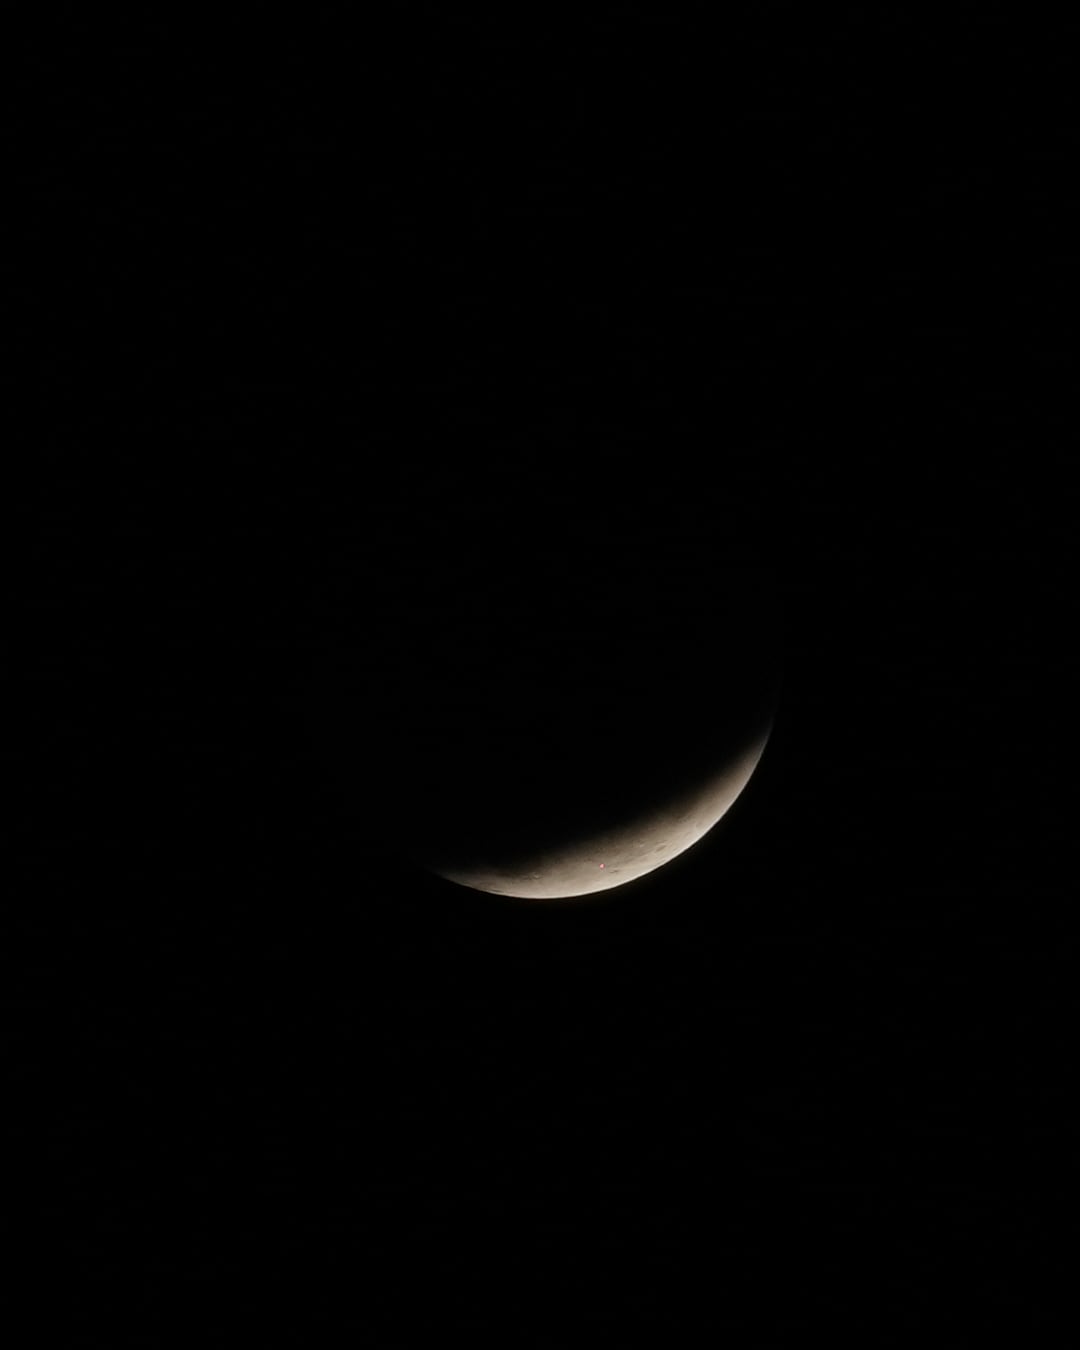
[427,726,771,901]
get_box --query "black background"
[13,11,1072,1343]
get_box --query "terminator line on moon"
[429,728,771,901]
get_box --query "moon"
[312,430,780,903]
[428,727,771,900]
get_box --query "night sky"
[15,13,1071,1342]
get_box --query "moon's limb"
[428,726,770,900]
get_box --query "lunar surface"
[428,728,771,900]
